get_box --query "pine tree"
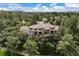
[23,37,39,56]
[57,34,77,56]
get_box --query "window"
[34,28,37,30]
[29,31,32,35]
[51,31,54,33]
[34,31,37,35]
[39,32,42,35]
[30,28,32,30]
[39,28,42,30]
[44,30,49,34]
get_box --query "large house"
[20,18,59,37]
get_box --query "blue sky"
[0,3,79,12]
[0,3,65,8]
[19,3,65,7]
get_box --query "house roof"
[20,18,59,32]
[29,21,57,30]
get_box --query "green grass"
[0,49,11,56]
[0,49,23,56]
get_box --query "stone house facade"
[20,18,59,37]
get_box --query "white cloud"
[7,3,24,11]
[34,5,65,12]
[36,4,42,7]
[53,6,65,9]
[35,3,79,12]
[23,7,35,12]
[64,3,79,12]
[34,4,62,12]
[0,4,9,7]
[42,6,49,11]
[0,3,24,11]
[33,7,39,11]
[49,3,57,7]
[33,4,42,12]
[49,5,66,12]
[0,7,7,11]
[0,3,79,12]
[33,6,49,12]
[65,3,79,8]
[33,4,50,12]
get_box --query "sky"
[0,3,79,12]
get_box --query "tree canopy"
[0,11,79,56]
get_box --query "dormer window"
[30,28,32,30]
[34,28,37,30]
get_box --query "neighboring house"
[20,18,59,37]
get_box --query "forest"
[0,11,79,56]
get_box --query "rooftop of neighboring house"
[20,18,59,33]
